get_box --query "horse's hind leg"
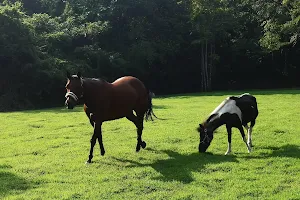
[243,124,251,147]
[225,125,232,155]
[126,112,146,152]
[237,125,251,153]
[248,120,256,147]
[97,123,105,156]
[136,114,146,151]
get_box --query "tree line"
[0,0,299,111]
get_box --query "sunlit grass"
[0,89,300,199]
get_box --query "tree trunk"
[202,41,208,92]
[201,43,204,91]
[284,49,288,76]
[201,40,215,92]
[208,43,213,90]
[205,40,208,91]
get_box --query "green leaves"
[0,0,299,110]
[255,0,300,51]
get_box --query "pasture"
[0,89,300,199]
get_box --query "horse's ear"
[77,72,82,78]
[197,124,203,132]
[66,71,71,79]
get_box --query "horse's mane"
[83,77,107,83]
[203,98,231,125]
[205,113,218,124]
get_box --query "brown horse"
[65,72,157,163]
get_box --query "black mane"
[205,113,218,124]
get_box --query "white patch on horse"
[247,126,253,147]
[239,93,250,97]
[65,92,78,102]
[225,143,232,155]
[209,98,242,123]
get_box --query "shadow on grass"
[15,107,83,114]
[155,88,300,99]
[264,145,300,158]
[242,145,300,159]
[153,105,169,109]
[0,165,32,198]
[112,148,238,183]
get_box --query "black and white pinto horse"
[197,93,258,155]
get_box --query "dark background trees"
[0,0,299,111]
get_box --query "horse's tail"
[144,91,158,121]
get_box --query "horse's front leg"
[86,122,104,163]
[84,105,94,127]
[86,128,97,164]
[96,122,105,156]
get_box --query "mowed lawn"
[0,90,300,199]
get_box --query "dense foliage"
[0,0,299,111]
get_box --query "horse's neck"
[82,79,97,104]
[81,79,110,108]
[205,115,224,132]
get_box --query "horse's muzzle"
[65,92,79,109]
[67,103,74,109]
[65,97,75,109]
[198,143,209,153]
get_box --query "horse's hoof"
[248,143,254,147]
[85,160,92,164]
[136,145,141,152]
[141,141,146,149]
[225,151,231,155]
[101,150,105,156]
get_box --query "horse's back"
[113,76,145,88]
[112,76,147,97]
[107,76,148,117]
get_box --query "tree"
[191,0,235,91]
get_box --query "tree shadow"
[155,88,300,99]
[112,148,238,183]
[15,106,83,114]
[53,107,83,114]
[241,145,300,159]
[153,105,169,109]
[0,165,32,198]
[0,165,12,170]
[265,145,300,158]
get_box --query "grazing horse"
[197,93,258,155]
[64,72,157,163]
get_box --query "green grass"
[1,89,300,199]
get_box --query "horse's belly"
[102,115,125,122]
[102,104,132,121]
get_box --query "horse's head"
[65,72,83,109]
[197,124,214,153]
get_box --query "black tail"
[144,91,158,121]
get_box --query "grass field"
[1,89,300,199]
